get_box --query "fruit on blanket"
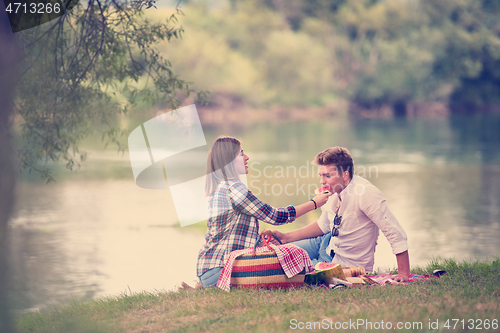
[316,262,347,280]
[315,262,337,270]
[305,263,346,285]
[304,270,330,285]
[315,186,331,195]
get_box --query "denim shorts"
[291,232,333,266]
[199,266,223,287]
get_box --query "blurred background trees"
[10,0,500,181]
[13,1,204,182]
[157,0,500,115]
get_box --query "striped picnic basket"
[229,234,306,289]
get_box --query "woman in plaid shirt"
[196,136,331,287]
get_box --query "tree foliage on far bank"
[14,0,203,181]
[168,0,500,115]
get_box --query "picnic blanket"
[217,243,315,292]
[368,273,435,286]
[320,273,436,289]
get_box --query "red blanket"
[368,274,435,286]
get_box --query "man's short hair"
[313,147,354,179]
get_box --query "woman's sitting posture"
[195,136,331,287]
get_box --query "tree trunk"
[0,12,19,333]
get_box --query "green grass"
[16,258,500,333]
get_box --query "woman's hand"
[259,229,273,241]
[260,229,281,245]
[271,230,290,244]
[312,191,333,209]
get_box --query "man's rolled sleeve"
[360,187,408,255]
[316,208,331,234]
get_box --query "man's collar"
[338,175,355,201]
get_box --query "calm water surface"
[9,114,500,311]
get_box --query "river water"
[8,113,500,312]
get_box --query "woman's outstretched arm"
[294,192,332,218]
[228,181,331,225]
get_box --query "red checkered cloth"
[216,243,314,292]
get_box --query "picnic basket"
[229,234,306,289]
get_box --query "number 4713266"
[5,2,61,14]
[444,319,498,330]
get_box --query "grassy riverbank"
[16,258,500,333]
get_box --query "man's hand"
[391,273,409,283]
[394,250,410,283]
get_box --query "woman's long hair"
[205,136,242,196]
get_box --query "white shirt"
[317,175,408,272]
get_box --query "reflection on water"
[10,181,206,312]
[9,114,500,312]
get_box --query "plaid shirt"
[196,179,296,277]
